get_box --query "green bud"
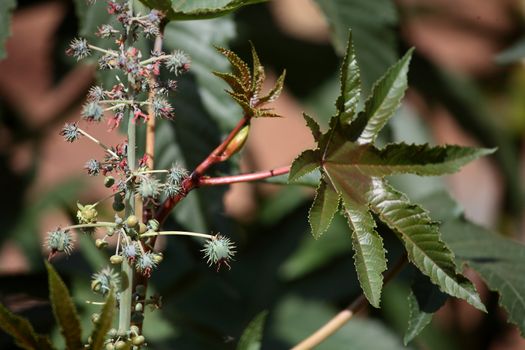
[104,176,115,188]
[135,303,143,312]
[110,255,124,265]
[114,340,127,350]
[91,313,100,324]
[132,335,145,346]
[138,223,147,234]
[113,200,125,212]
[95,239,108,249]
[126,215,139,228]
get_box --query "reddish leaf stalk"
[198,165,290,186]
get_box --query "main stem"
[119,0,136,332]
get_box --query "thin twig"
[78,128,119,159]
[291,253,408,350]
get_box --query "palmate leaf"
[214,44,286,118]
[356,49,413,144]
[139,0,267,21]
[325,142,496,177]
[0,304,55,350]
[308,180,340,239]
[236,311,268,350]
[290,32,491,309]
[89,291,116,350]
[337,30,361,121]
[367,179,485,312]
[404,270,448,345]
[45,262,83,350]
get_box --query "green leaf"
[308,180,340,239]
[139,0,267,21]
[356,49,413,144]
[343,200,386,308]
[441,219,525,336]
[404,271,448,345]
[250,42,265,97]
[302,113,322,142]
[368,178,486,312]
[314,0,399,91]
[337,30,361,121]
[0,303,55,350]
[288,149,320,182]
[325,142,495,177]
[89,291,116,350]
[45,262,82,350]
[236,311,268,350]
[258,69,286,105]
[0,0,15,60]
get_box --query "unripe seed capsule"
[106,344,115,350]
[138,223,147,234]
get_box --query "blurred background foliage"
[0,0,524,349]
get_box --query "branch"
[198,166,290,186]
[291,254,408,350]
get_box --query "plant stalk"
[291,254,408,350]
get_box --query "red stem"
[198,166,290,186]
[154,115,250,224]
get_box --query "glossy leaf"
[303,113,322,142]
[0,0,15,60]
[314,0,399,91]
[337,30,361,121]
[325,142,495,177]
[343,200,386,307]
[288,149,320,182]
[139,0,267,20]
[258,70,286,105]
[236,311,268,350]
[45,262,82,350]
[356,49,413,144]
[0,303,55,350]
[89,291,116,350]
[404,271,448,345]
[308,180,340,239]
[441,219,525,336]
[368,179,486,312]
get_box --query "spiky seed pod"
[121,243,138,262]
[91,267,120,295]
[151,97,174,119]
[45,228,74,256]
[81,101,104,122]
[201,235,236,271]
[165,50,191,76]
[87,85,105,101]
[164,164,188,197]
[59,123,81,142]
[66,38,91,60]
[85,159,101,176]
[136,175,163,201]
[136,252,158,277]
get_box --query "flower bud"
[104,176,115,188]
[222,125,249,160]
[110,255,123,265]
[126,215,139,228]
